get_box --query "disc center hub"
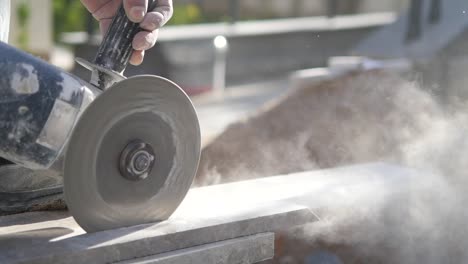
[133,151,151,172]
[119,140,156,181]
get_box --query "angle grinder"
[0,1,201,232]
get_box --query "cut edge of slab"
[116,233,275,264]
[4,203,315,264]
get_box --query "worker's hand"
[80,0,173,65]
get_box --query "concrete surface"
[117,233,274,264]
[0,197,313,263]
[0,203,310,263]
[0,163,435,264]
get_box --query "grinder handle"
[94,0,157,73]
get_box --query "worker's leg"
[0,0,11,168]
[0,0,10,167]
[0,165,65,215]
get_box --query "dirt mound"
[196,70,441,186]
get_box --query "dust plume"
[196,70,443,184]
[195,70,468,263]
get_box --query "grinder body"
[0,1,201,233]
[0,0,155,169]
[0,42,98,170]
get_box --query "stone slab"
[0,203,313,264]
[0,163,432,264]
[117,233,274,264]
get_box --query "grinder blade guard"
[64,75,200,232]
[0,1,201,233]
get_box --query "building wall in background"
[190,0,409,18]
[359,0,409,13]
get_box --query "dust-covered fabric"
[0,165,65,215]
[0,0,9,43]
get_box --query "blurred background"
[9,0,468,185]
[8,1,468,263]
[7,0,415,141]
[8,0,408,91]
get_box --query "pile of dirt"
[196,70,441,186]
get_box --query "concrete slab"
[0,203,311,264]
[117,233,274,264]
[0,163,432,264]
[183,163,431,215]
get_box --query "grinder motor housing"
[0,1,158,170]
[0,42,98,170]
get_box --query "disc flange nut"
[119,140,156,181]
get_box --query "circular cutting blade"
[64,75,200,232]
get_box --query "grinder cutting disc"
[64,75,200,232]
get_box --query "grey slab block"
[180,163,431,216]
[0,163,430,264]
[0,203,313,264]
[117,233,274,264]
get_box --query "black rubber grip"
[94,0,157,73]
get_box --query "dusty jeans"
[0,0,9,42]
[0,0,9,167]
[0,0,10,166]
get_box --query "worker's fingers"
[130,50,145,65]
[80,0,114,14]
[132,30,159,51]
[140,0,173,31]
[85,0,121,21]
[99,18,113,36]
[123,0,148,23]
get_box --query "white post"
[212,35,229,98]
[9,0,52,57]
